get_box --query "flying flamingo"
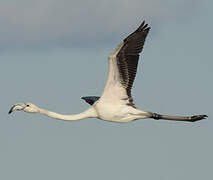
[9,21,207,122]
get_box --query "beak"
[8,103,26,114]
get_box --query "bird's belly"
[94,102,133,122]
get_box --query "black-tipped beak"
[8,106,14,114]
[8,103,26,114]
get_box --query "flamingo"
[9,21,207,122]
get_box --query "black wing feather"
[117,21,150,107]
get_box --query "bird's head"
[8,103,40,114]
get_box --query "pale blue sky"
[1,0,213,180]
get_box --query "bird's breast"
[94,101,133,122]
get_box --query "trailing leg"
[150,112,207,122]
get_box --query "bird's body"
[9,21,207,122]
[93,100,143,122]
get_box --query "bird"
[9,21,207,123]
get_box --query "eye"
[26,104,30,107]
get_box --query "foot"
[189,115,208,122]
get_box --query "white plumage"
[9,21,207,122]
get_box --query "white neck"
[38,107,97,121]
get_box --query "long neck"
[38,107,97,121]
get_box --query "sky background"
[1,0,213,179]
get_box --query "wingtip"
[141,20,145,27]
[138,20,150,32]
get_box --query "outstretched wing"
[101,21,150,108]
